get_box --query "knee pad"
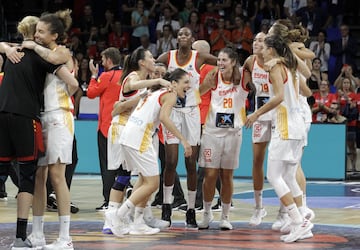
[283,162,302,198]
[18,161,37,194]
[112,175,131,191]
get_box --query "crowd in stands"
[2,0,360,167]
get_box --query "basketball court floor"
[1,176,359,250]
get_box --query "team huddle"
[0,8,315,250]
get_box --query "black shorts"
[0,112,44,162]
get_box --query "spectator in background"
[99,9,115,37]
[331,24,358,78]
[76,4,95,44]
[156,6,180,40]
[231,16,254,55]
[209,17,232,56]
[68,34,86,58]
[255,0,280,31]
[311,79,337,123]
[239,0,259,32]
[137,34,158,58]
[225,2,246,30]
[326,101,347,123]
[334,64,360,92]
[77,57,92,95]
[307,57,328,93]
[156,24,177,55]
[86,47,122,211]
[213,0,232,17]
[201,2,221,39]
[130,0,150,51]
[121,0,138,28]
[283,0,307,23]
[179,0,198,27]
[108,20,130,52]
[336,77,358,172]
[295,0,326,36]
[309,30,331,73]
[185,11,206,40]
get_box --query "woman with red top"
[108,20,130,52]
[209,17,232,56]
[337,77,358,171]
[311,79,337,122]
[231,16,253,55]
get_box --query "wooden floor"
[1,176,360,250]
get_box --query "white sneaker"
[198,211,214,229]
[280,215,292,234]
[10,238,36,250]
[102,214,113,234]
[144,216,170,229]
[27,233,46,248]
[299,230,314,240]
[42,238,74,250]
[129,222,161,235]
[249,207,267,226]
[304,207,315,221]
[104,209,130,237]
[272,212,289,231]
[219,219,233,230]
[281,229,314,241]
[282,219,314,243]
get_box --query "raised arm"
[199,68,217,95]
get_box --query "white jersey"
[43,73,74,112]
[270,66,305,140]
[111,71,147,126]
[120,88,169,152]
[203,70,248,137]
[167,50,200,107]
[298,74,312,124]
[251,56,272,121]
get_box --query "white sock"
[203,201,212,213]
[134,207,145,224]
[108,201,121,211]
[302,194,307,208]
[59,215,71,241]
[254,190,263,209]
[117,199,135,217]
[32,216,44,236]
[221,202,231,220]
[279,203,287,213]
[286,203,302,224]
[187,190,196,209]
[143,205,153,221]
[163,185,174,204]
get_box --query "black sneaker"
[151,199,162,208]
[186,209,198,229]
[178,204,188,213]
[96,202,108,211]
[161,203,172,225]
[171,199,187,210]
[0,181,7,200]
[211,199,222,212]
[47,193,58,212]
[70,202,79,214]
